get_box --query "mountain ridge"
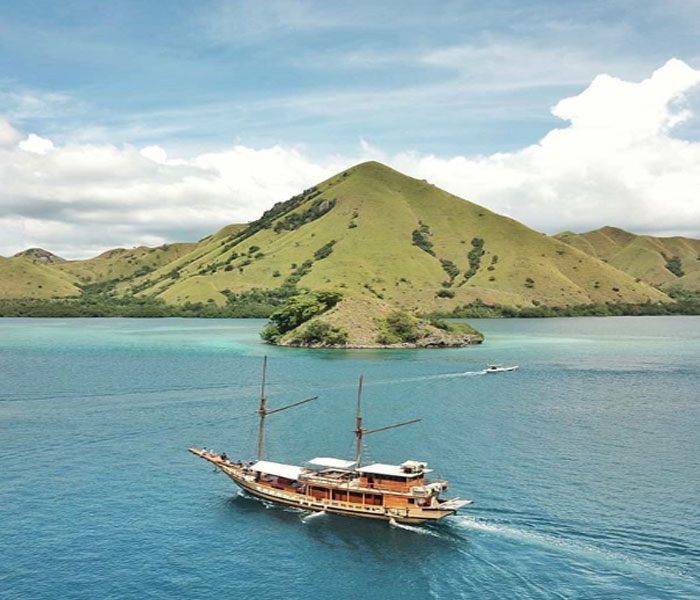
[1,161,692,314]
[555,226,700,292]
[116,161,669,310]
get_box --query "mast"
[256,356,268,461]
[353,374,421,469]
[355,375,364,467]
[255,356,317,462]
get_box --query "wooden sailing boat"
[188,357,472,524]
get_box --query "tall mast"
[255,355,317,462]
[352,374,421,469]
[355,375,364,467]
[256,356,268,461]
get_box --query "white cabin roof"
[307,457,357,470]
[357,463,432,478]
[250,460,305,480]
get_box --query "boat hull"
[485,366,518,373]
[189,448,468,525]
[225,468,455,524]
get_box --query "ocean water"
[1,316,699,600]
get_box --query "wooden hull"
[188,449,468,525]
[214,464,456,524]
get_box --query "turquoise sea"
[1,317,699,599]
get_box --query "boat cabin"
[247,458,436,496]
[357,461,431,492]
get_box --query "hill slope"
[54,242,198,286]
[124,162,669,310]
[13,248,66,264]
[0,256,81,299]
[555,227,700,292]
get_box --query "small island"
[261,292,483,349]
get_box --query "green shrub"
[428,316,449,330]
[412,223,435,255]
[268,296,323,334]
[133,265,155,278]
[665,255,684,277]
[273,197,336,233]
[313,289,343,308]
[463,238,485,281]
[261,323,281,343]
[440,258,460,282]
[283,259,314,288]
[377,311,420,344]
[292,320,348,346]
[436,289,455,298]
[314,240,337,260]
[260,290,344,342]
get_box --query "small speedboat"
[484,364,519,374]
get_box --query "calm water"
[1,317,699,599]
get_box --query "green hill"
[0,241,209,301]
[124,162,669,310]
[555,227,700,293]
[13,248,66,264]
[0,256,81,299]
[262,292,483,348]
[54,242,198,286]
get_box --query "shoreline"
[271,334,484,350]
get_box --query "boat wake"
[376,370,486,387]
[301,510,327,523]
[237,490,307,515]
[389,518,444,537]
[450,515,695,584]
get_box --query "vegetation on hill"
[555,226,700,293]
[54,242,197,286]
[0,256,81,300]
[4,162,700,326]
[260,290,344,343]
[262,293,483,348]
[438,295,700,318]
[115,161,671,312]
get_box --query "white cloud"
[140,145,168,164]
[0,118,19,146]
[0,137,344,258]
[2,59,700,259]
[18,133,55,155]
[389,59,700,235]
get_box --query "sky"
[1,0,700,258]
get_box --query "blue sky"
[2,0,699,156]
[2,1,700,257]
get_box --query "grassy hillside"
[555,226,700,292]
[261,292,483,348]
[1,238,224,300]
[13,248,66,264]
[0,256,81,299]
[124,162,669,310]
[54,242,198,286]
